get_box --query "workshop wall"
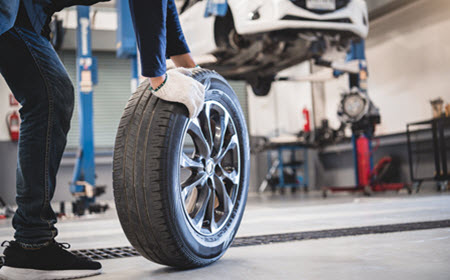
[247,62,312,137]
[324,0,450,135]
[246,0,446,190]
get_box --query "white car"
[178,0,369,95]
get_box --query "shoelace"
[1,240,72,250]
[55,242,71,250]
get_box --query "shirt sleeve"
[128,0,167,78]
[165,0,190,58]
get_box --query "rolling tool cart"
[258,137,313,194]
[407,116,450,192]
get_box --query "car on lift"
[177,0,369,96]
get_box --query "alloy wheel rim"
[179,99,241,235]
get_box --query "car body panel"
[178,0,369,94]
[229,0,368,38]
[180,1,218,56]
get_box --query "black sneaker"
[0,240,102,280]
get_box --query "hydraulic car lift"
[276,39,406,196]
[70,6,106,215]
[322,40,406,196]
[71,1,142,214]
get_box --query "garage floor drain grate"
[71,246,141,260]
[231,219,450,247]
[1,219,449,264]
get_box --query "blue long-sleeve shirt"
[0,0,188,78]
[0,0,109,37]
[0,0,50,36]
[129,0,190,77]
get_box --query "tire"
[249,77,272,96]
[113,69,250,269]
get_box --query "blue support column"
[278,148,285,187]
[204,0,228,17]
[347,40,368,91]
[71,6,97,205]
[131,55,139,92]
[116,0,139,93]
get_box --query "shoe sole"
[0,266,102,280]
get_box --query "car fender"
[179,1,218,56]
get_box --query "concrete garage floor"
[0,193,449,279]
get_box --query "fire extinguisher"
[302,107,311,133]
[6,111,20,142]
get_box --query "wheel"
[113,69,250,268]
[249,77,273,96]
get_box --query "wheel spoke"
[200,102,214,150]
[188,119,211,157]
[192,187,211,229]
[220,166,239,185]
[216,134,238,163]
[214,175,233,214]
[213,111,230,156]
[205,186,218,233]
[181,172,207,201]
[180,152,204,170]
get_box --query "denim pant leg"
[0,26,74,246]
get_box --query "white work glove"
[172,66,201,77]
[150,68,205,119]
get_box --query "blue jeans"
[0,9,74,246]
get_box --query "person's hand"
[150,68,205,119]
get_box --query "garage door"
[60,51,248,149]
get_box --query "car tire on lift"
[249,76,273,96]
[113,69,250,268]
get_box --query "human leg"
[0,25,74,246]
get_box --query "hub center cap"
[206,160,214,176]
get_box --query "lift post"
[70,6,105,214]
[204,0,228,17]
[116,0,139,92]
[347,40,372,186]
